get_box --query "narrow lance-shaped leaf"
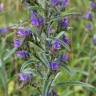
[3,48,17,61]
[53,81,96,93]
[61,63,75,76]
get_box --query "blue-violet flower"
[90,1,96,10]
[19,72,32,82]
[14,39,22,48]
[60,17,69,30]
[49,62,59,71]
[84,11,92,20]
[53,39,61,50]
[16,50,29,59]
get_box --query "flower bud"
[93,34,96,46]
[16,50,29,59]
[13,39,22,48]
[84,11,92,20]
[53,39,61,50]
[19,72,32,82]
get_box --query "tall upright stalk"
[42,70,52,96]
[1,60,8,96]
[0,38,8,96]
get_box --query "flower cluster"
[84,1,96,45]
[44,1,70,71]
[14,27,33,59]
[83,1,95,32]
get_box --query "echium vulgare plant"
[13,0,72,95]
[15,0,71,95]
[1,0,96,96]
[13,0,70,95]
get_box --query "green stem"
[0,38,8,96]
[0,60,8,96]
[42,70,52,96]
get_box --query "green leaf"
[29,41,44,52]
[37,0,46,9]
[20,60,35,71]
[42,70,52,96]
[54,81,96,93]
[3,48,17,61]
[61,12,81,17]
[0,59,3,68]
[48,12,80,23]
[37,52,48,67]
[55,31,65,39]
[61,64,74,76]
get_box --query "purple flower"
[61,54,69,62]
[60,17,69,30]
[19,73,32,82]
[0,3,4,12]
[63,35,70,45]
[49,62,59,71]
[25,28,32,37]
[60,0,69,8]
[51,0,59,6]
[0,28,9,35]
[90,1,96,10]
[17,27,25,37]
[85,23,93,31]
[53,39,61,50]
[14,39,22,48]
[31,12,44,27]
[17,27,32,37]
[31,12,39,26]
[51,0,69,8]
[84,11,92,20]
[16,50,29,59]
[93,34,96,45]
